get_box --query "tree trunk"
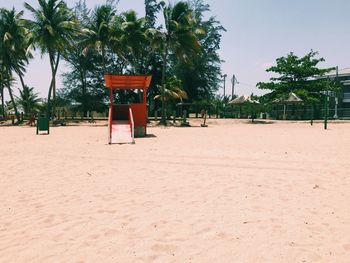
[80,70,87,117]
[17,70,26,90]
[161,41,169,125]
[48,53,55,116]
[1,86,5,119]
[7,85,20,123]
[16,71,28,116]
[47,52,60,119]
[0,71,4,119]
[0,66,5,119]
[102,45,106,74]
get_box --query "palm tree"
[0,69,18,121]
[154,76,187,102]
[118,10,149,73]
[17,85,41,117]
[147,1,201,124]
[0,66,12,119]
[145,0,159,28]
[24,0,78,118]
[0,8,32,89]
[0,8,30,123]
[82,4,116,73]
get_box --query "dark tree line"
[0,0,225,123]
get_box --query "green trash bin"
[36,115,50,135]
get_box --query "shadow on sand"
[249,120,275,125]
[143,134,157,138]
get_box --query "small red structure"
[104,74,152,144]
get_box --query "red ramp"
[108,105,134,144]
[111,121,133,144]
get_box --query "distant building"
[325,68,350,108]
[268,68,350,120]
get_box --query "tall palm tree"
[82,4,116,73]
[147,1,201,124]
[24,0,78,118]
[0,8,30,123]
[17,85,41,117]
[0,8,31,89]
[118,10,148,73]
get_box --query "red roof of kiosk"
[104,74,152,89]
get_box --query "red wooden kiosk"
[104,74,152,144]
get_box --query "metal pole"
[223,74,227,97]
[223,104,226,119]
[232,74,235,98]
[223,76,225,97]
[334,66,339,119]
[324,91,329,130]
[334,97,338,119]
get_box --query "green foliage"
[257,50,338,104]
[0,7,30,122]
[0,1,225,120]
[24,0,78,57]
[0,85,4,118]
[0,67,14,118]
[146,1,202,123]
[160,1,201,63]
[24,0,79,118]
[0,8,31,77]
[175,0,225,101]
[16,85,41,116]
[155,76,187,102]
[144,0,160,27]
[81,3,116,72]
[117,10,150,73]
[61,46,108,115]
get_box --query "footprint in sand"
[88,234,100,240]
[97,209,117,214]
[195,227,212,235]
[151,243,177,253]
[343,244,350,252]
[43,214,55,225]
[104,229,120,237]
[217,232,230,239]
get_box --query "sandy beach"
[1,119,350,262]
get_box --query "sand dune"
[1,120,350,262]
